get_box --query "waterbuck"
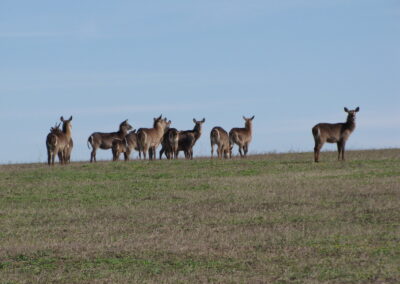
[87,119,133,162]
[159,128,180,160]
[46,123,61,165]
[176,118,205,159]
[229,116,254,158]
[210,126,231,159]
[111,130,140,161]
[137,115,170,160]
[312,107,360,162]
[46,116,73,165]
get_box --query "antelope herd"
[46,107,360,165]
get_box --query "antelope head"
[165,119,172,130]
[50,122,62,133]
[344,107,360,122]
[60,116,73,132]
[153,114,163,127]
[243,115,255,128]
[193,118,205,126]
[120,119,133,132]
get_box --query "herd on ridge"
[45,107,360,165]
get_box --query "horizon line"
[1,147,398,166]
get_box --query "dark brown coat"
[159,128,180,160]
[176,118,205,159]
[312,107,359,162]
[87,119,133,162]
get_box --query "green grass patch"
[0,149,399,283]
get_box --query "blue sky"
[0,0,399,163]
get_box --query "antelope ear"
[193,118,196,123]
[60,116,64,122]
[355,107,360,112]
[344,107,349,113]
[69,116,73,121]
[201,118,205,123]
[250,115,255,120]
[158,114,162,120]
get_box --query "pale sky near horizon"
[0,0,399,163]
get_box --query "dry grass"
[0,149,399,283]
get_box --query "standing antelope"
[229,116,254,158]
[176,118,205,159]
[159,128,180,160]
[46,116,73,166]
[210,126,231,159]
[87,119,133,162]
[46,123,61,165]
[312,107,360,162]
[111,130,140,161]
[137,115,170,160]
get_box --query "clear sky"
[0,0,399,163]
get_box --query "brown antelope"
[210,126,231,159]
[111,130,140,161]
[229,116,254,158]
[312,107,360,162]
[46,116,73,165]
[87,119,133,162]
[176,118,205,159]
[137,115,170,160]
[159,128,180,160]
[46,123,61,165]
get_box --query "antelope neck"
[345,116,356,131]
[193,124,202,139]
[154,123,165,134]
[63,124,72,138]
[245,122,252,133]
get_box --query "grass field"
[0,149,399,283]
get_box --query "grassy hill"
[0,149,399,283]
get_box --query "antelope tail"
[137,130,147,152]
[216,129,221,142]
[87,136,92,149]
[312,126,320,140]
[210,128,220,145]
